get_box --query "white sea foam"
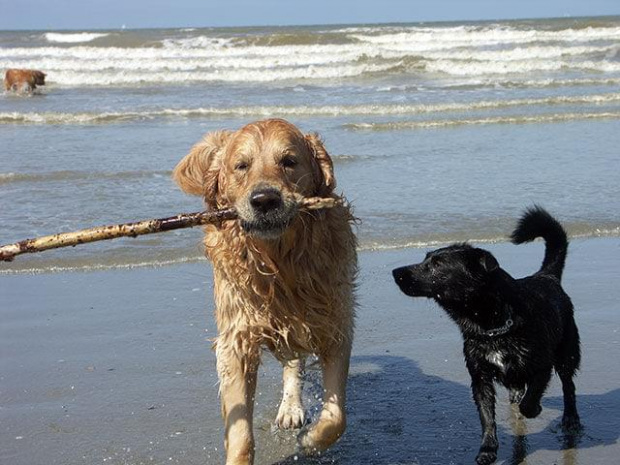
[358,225,620,253]
[423,44,617,62]
[1,22,617,87]
[161,36,235,49]
[44,32,109,43]
[0,255,206,275]
[349,24,620,47]
[425,59,620,77]
[2,93,619,125]
[0,50,364,72]
[2,43,616,73]
[0,53,616,86]
[6,62,396,86]
[345,112,620,131]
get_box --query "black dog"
[392,207,581,465]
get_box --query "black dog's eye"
[280,155,298,169]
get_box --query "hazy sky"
[2,0,618,31]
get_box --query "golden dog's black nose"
[250,188,282,214]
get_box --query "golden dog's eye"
[235,161,249,171]
[280,156,298,169]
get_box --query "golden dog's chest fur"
[207,207,356,364]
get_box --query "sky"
[1,0,618,31]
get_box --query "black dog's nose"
[250,188,282,214]
[392,266,408,283]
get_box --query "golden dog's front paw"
[297,413,345,454]
[223,447,254,465]
[275,401,305,430]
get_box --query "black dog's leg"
[518,369,552,419]
[509,387,525,404]
[557,368,581,432]
[556,320,582,432]
[470,373,499,465]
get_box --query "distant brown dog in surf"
[4,69,46,92]
[173,118,357,465]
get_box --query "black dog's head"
[392,244,500,306]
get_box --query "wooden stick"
[0,197,341,262]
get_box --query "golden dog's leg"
[298,342,351,454]
[217,345,259,465]
[275,358,306,429]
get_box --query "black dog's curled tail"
[510,205,568,281]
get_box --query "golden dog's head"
[173,118,335,239]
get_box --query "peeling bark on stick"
[0,197,341,262]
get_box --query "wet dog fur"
[173,118,357,465]
[392,207,581,464]
[4,68,46,93]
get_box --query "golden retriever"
[173,118,357,464]
[4,68,46,92]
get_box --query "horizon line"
[1,13,618,33]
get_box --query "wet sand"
[1,237,619,465]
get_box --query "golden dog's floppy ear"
[305,133,335,196]
[173,130,232,206]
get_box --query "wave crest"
[44,32,109,43]
[3,93,619,125]
[0,21,614,88]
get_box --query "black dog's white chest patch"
[485,350,506,372]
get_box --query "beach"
[1,17,620,464]
[1,238,619,465]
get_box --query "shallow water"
[1,17,620,272]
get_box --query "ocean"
[1,16,620,273]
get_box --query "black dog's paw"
[509,388,525,404]
[475,450,497,465]
[561,414,583,434]
[519,401,542,419]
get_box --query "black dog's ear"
[479,250,499,273]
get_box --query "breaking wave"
[0,21,617,87]
[2,93,619,125]
[345,111,620,131]
[44,32,110,43]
